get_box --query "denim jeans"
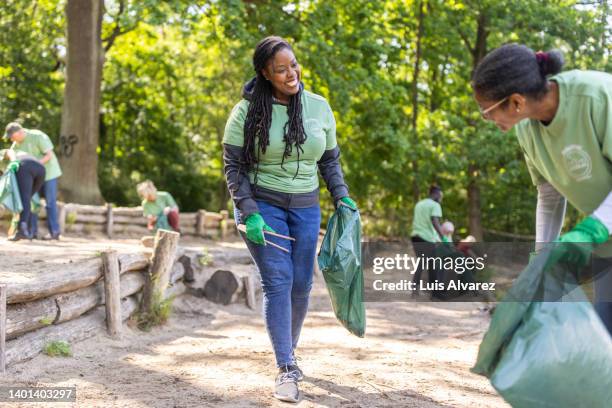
[235,200,321,367]
[15,159,45,230]
[30,177,60,236]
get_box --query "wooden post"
[242,275,256,310]
[102,251,122,338]
[220,210,229,239]
[142,230,180,313]
[1,284,6,374]
[58,202,67,234]
[196,209,207,237]
[105,203,114,238]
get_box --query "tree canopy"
[1,0,609,238]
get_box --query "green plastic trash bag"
[0,171,23,213]
[472,247,612,408]
[318,205,365,337]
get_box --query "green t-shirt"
[142,191,177,217]
[223,90,337,194]
[411,198,443,243]
[516,70,612,215]
[11,129,62,181]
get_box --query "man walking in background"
[411,185,445,295]
[4,122,63,240]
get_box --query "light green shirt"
[516,70,612,214]
[411,198,443,243]
[142,191,177,217]
[11,128,62,181]
[223,90,337,194]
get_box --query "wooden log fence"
[0,202,233,239]
[1,243,260,369]
[1,284,6,374]
[102,251,122,338]
[142,230,180,313]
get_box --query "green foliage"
[43,340,72,357]
[65,212,77,226]
[0,0,64,140]
[39,316,54,326]
[135,291,175,332]
[199,247,213,266]
[1,0,609,236]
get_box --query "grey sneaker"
[290,353,304,381]
[274,366,300,403]
[288,363,304,382]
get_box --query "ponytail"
[472,44,565,101]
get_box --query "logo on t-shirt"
[562,144,592,182]
[304,118,324,139]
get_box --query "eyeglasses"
[479,97,509,119]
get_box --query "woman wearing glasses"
[471,43,612,335]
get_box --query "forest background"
[0,0,609,238]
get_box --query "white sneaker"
[274,366,300,403]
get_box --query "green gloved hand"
[547,216,609,268]
[337,196,357,210]
[441,235,450,243]
[7,161,19,173]
[244,213,276,245]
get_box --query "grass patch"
[135,291,175,332]
[198,247,213,267]
[39,317,54,326]
[65,212,77,226]
[43,341,72,357]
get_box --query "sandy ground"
[2,235,507,408]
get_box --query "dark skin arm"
[431,216,445,240]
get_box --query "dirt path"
[3,240,507,408]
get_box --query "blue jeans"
[235,201,321,367]
[30,178,60,236]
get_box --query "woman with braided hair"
[472,44,612,336]
[223,36,356,403]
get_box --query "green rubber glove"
[338,196,357,210]
[547,216,609,268]
[7,161,19,173]
[244,213,276,245]
[441,235,450,243]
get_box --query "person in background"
[1,149,46,241]
[136,180,180,232]
[4,122,62,240]
[456,235,477,258]
[411,185,445,292]
[441,220,455,243]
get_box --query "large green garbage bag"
[0,171,23,213]
[317,205,365,337]
[472,247,612,407]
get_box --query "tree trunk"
[466,11,489,241]
[602,0,609,52]
[58,0,104,204]
[410,0,427,202]
[467,164,483,241]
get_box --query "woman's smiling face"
[262,47,301,102]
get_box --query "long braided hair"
[243,36,306,180]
